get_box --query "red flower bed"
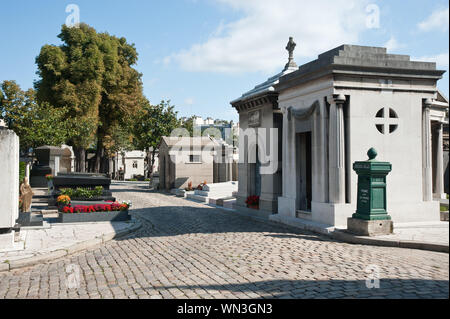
[245,195,260,206]
[62,202,129,214]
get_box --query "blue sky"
[0,0,448,122]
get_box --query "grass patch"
[441,205,448,212]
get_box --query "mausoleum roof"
[230,66,297,105]
[276,44,446,90]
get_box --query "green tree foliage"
[0,80,71,151]
[35,23,145,172]
[19,162,26,184]
[181,116,194,137]
[131,100,180,175]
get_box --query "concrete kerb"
[330,229,449,253]
[184,197,449,254]
[1,218,142,272]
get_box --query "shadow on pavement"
[141,278,448,299]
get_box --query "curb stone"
[0,219,142,273]
[9,249,67,270]
[191,198,449,254]
[0,263,9,272]
[331,229,449,253]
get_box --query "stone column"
[318,100,329,202]
[328,94,346,203]
[434,121,445,199]
[422,99,433,201]
[0,130,19,228]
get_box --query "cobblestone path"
[0,182,448,299]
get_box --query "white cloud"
[184,97,195,105]
[418,7,449,32]
[165,0,370,74]
[384,36,403,52]
[413,52,449,69]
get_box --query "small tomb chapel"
[231,38,448,228]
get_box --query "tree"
[0,80,72,152]
[181,116,194,137]
[35,23,145,173]
[131,100,180,176]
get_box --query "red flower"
[63,206,74,214]
[245,195,259,206]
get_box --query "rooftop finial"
[284,37,298,70]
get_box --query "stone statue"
[20,177,34,212]
[284,37,298,70]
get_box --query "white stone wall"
[277,75,442,227]
[0,129,19,229]
[343,88,438,224]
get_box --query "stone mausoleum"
[232,39,448,229]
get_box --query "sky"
[0,0,448,122]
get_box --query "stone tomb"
[0,129,20,249]
[30,145,65,187]
[232,40,448,230]
[159,136,235,191]
[49,174,115,208]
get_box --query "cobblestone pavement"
[0,182,448,299]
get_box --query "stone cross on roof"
[284,37,298,70]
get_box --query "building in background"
[117,150,146,180]
[158,136,236,190]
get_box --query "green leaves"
[35,23,144,155]
[131,100,180,151]
[59,186,103,199]
[0,81,71,151]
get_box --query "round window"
[375,107,399,134]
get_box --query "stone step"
[202,181,238,192]
[171,188,186,197]
[33,194,50,199]
[194,190,235,198]
[223,199,236,209]
[216,197,236,206]
[186,193,208,202]
[32,198,48,203]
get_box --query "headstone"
[30,146,64,187]
[0,129,20,249]
[347,148,393,236]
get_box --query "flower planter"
[57,202,71,212]
[57,210,130,223]
[248,204,259,210]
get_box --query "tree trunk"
[74,147,86,172]
[150,148,156,176]
[100,154,109,174]
[94,130,103,173]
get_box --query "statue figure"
[284,37,298,70]
[20,177,34,212]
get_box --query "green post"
[352,148,392,221]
